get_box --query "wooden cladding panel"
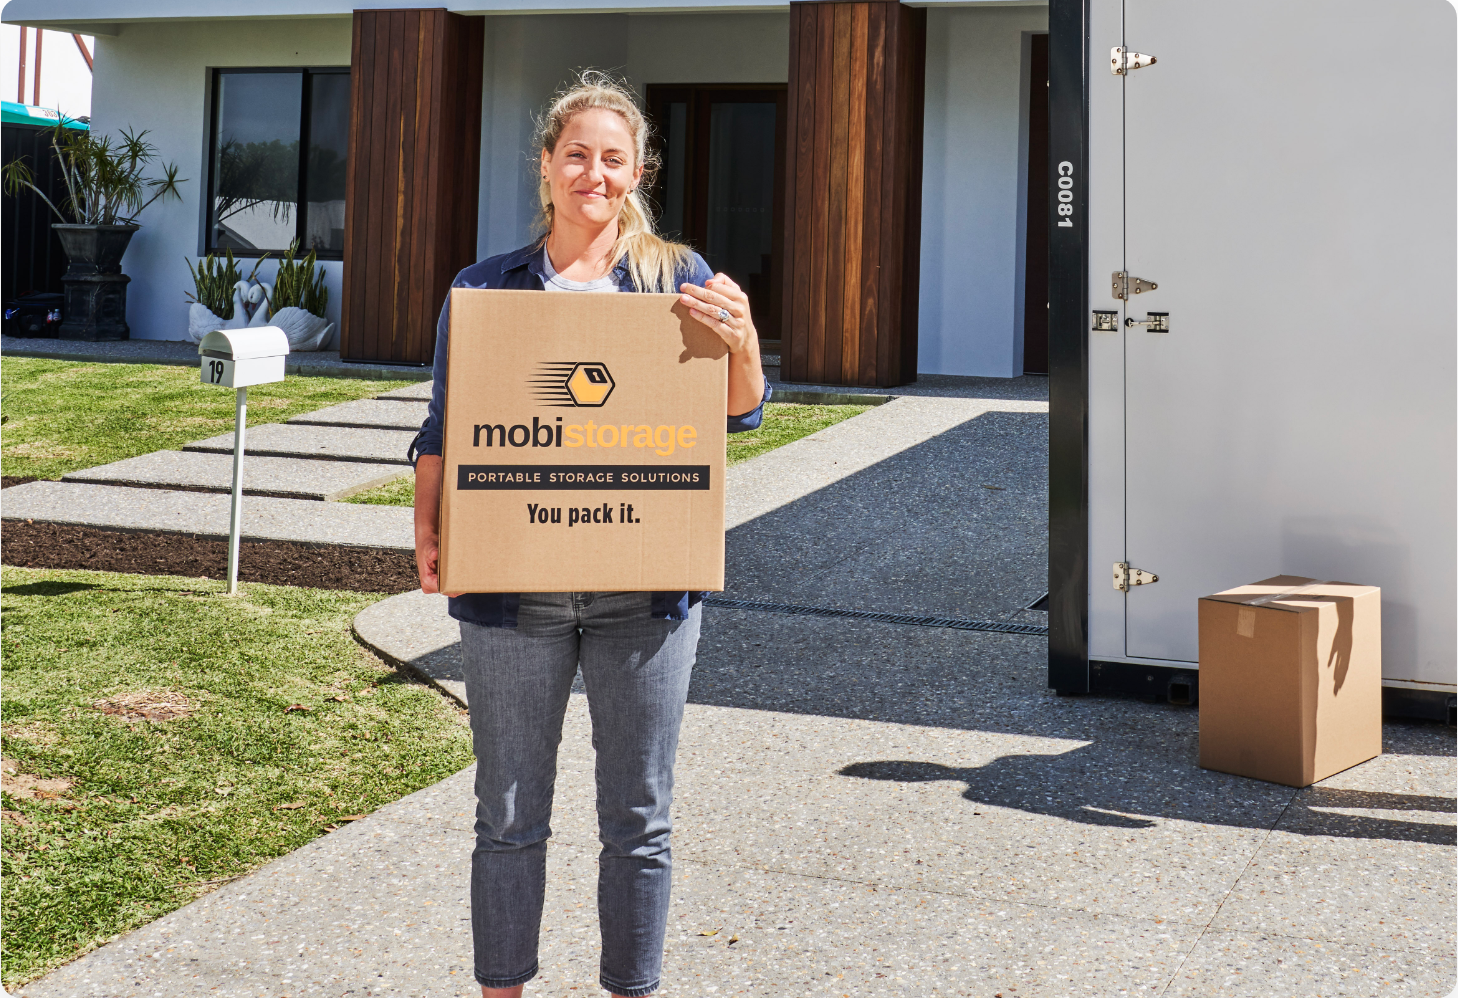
[342,8,483,365]
[782,0,925,388]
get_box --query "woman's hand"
[414,455,461,597]
[680,274,759,355]
[680,274,766,416]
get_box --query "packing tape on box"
[1244,581,1335,607]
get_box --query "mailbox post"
[198,328,291,595]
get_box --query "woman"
[411,72,769,998]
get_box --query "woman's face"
[542,108,643,233]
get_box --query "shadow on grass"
[2,581,106,596]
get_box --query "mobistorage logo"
[532,362,615,407]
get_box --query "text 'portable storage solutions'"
[1198,576,1381,788]
[438,289,728,594]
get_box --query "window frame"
[203,65,351,261]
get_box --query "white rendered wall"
[919,5,1047,377]
[624,12,788,90]
[88,20,351,342]
[475,11,788,260]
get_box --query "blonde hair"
[534,70,694,293]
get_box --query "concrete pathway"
[184,424,416,465]
[0,481,412,550]
[289,400,429,430]
[3,378,425,538]
[14,375,1457,997]
[61,451,406,502]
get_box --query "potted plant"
[3,116,184,341]
[249,240,333,351]
[185,249,266,342]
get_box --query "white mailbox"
[199,327,290,388]
[196,326,291,596]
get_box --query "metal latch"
[1112,272,1158,300]
[1092,310,1119,332]
[1125,312,1169,333]
[1111,47,1157,75]
[1113,562,1159,591]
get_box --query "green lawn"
[722,401,873,466]
[0,358,419,481]
[344,401,874,507]
[0,567,474,988]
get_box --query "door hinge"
[1111,47,1157,75]
[1112,271,1158,300]
[1113,562,1159,591]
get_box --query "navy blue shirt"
[412,242,772,628]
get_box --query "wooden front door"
[644,85,787,343]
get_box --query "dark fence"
[2,123,70,303]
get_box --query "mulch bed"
[2,520,419,593]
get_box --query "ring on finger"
[717,307,731,322]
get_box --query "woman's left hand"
[680,274,759,355]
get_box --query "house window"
[206,68,350,258]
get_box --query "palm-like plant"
[2,115,185,225]
[270,240,329,319]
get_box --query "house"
[2,0,1051,384]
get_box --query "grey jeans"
[459,591,700,997]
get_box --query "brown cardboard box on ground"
[438,289,728,594]
[1198,575,1381,787]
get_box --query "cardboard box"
[438,289,728,593]
[1198,575,1381,787]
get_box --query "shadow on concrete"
[724,408,1049,621]
[698,403,1458,845]
[835,756,1456,845]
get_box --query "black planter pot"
[53,223,139,341]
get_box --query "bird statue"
[223,281,253,329]
[246,283,274,326]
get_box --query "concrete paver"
[0,481,414,550]
[288,399,429,430]
[184,423,416,465]
[61,450,407,502]
[352,590,464,703]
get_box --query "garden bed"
[1,522,418,593]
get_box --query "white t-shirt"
[541,249,621,293]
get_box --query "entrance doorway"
[1021,32,1049,375]
[644,84,787,343]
